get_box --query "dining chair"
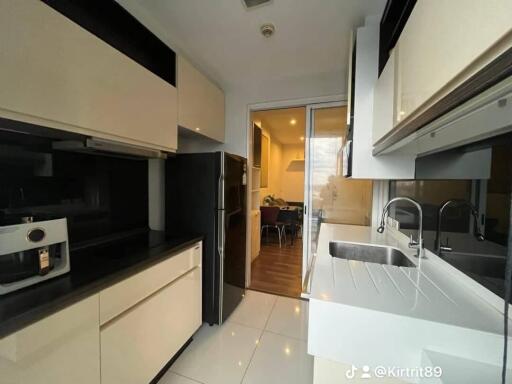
[260,206,286,248]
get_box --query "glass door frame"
[302,100,347,291]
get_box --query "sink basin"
[329,241,415,267]
[441,252,505,279]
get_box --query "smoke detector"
[242,0,272,10]
[260,23,275,38]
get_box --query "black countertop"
[0,231,203,338]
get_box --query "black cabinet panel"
[41,0,176,86]
[379,0,416,75]
[253,124,262,168]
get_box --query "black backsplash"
[0,130,148,246]
[388,138,512,300]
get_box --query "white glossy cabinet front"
[99,244,201,325]
[372,49,397,144]
[0,295,100,384]
[100,267,202,384]
[178,56,225,142]
[396,0,512,124]
[0,1,177,151]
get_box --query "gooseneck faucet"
[435,199,485,255]
[377,197,424,258]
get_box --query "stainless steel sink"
[329,241,415,267]
[441,252,505,279]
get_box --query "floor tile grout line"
[239,296,279,383]
[226,318,267,332]
[262,328,308,342]
[239,326,265,384]
[263,295,279,330]
[166,371,205,384]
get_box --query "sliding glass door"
[302,102,373,288]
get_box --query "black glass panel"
[0,129,148,246]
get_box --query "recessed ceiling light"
[300,136,304,141]
[195,127,201,131]
[290,119,297,125]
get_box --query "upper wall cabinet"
[372,49,397,144]
[0,1,177,152]
[395,0,512,126]
[350,17,415,179]
[178,56,225,142]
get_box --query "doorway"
[247,101,373,298]
[249,107,306,298]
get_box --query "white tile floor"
[158,290,313,384]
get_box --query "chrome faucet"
[377,197,424,258]
[435,199,484,255]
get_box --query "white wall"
[280,144,305,202]
[259,128,283,202]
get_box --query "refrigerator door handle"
[218,154,225,210]
[217,209,225,323]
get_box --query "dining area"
[249,197,304,298]
[260,204,303,248]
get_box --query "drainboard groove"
[364,263,380,294]
[347,261,357,289]
[382,266,405,298]
[417,269,458,306]
[399,267,431,302]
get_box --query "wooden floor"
[250,235,303,298]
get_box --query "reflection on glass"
[388,142,512,300]
[307,106,372,260]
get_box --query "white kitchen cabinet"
[0,295,100,384]
[372,49,397,144]
[178,56,225,142]
[99,242,201,325]
[396,0,512,124]
[100,267,202,384]
[350,17,415,179]
[0,1,177,151]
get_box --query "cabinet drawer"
[0,295,100,384]
[100,267,202,384]
[100,242,201,325]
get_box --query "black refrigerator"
[166,152,247,325]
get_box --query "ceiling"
[117,0,386,92]
[252,107,305,145]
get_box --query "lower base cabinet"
[100,267,202,384]
[0,295,100,384]
[0,243,202,384]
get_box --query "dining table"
[277,205,302,246]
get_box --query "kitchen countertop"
[0,231,203,338]
[307,223,511,374]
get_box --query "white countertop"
[310,223,509,334]
[307,223,511,377]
